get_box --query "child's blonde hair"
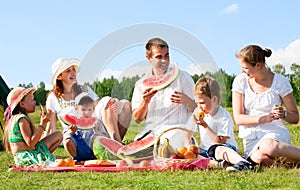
[193,77,221,103]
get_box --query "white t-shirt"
[186,106,238,151]
[232,73,292,140]
[131,67,195,139]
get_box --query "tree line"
[18,63,300,107]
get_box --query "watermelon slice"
[117,135,156,159]
[93,136,124,160]
[142,62,179,91]
[59,114,97,130]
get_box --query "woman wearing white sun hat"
[46,58,132,161]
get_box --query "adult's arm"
[45,92,58,135]
[281,93,299,124]
[45,111,57,136]
[180,71,196,112]
[232,91,274,126]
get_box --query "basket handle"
[153,127,198,158]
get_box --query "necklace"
[59,88,76,108]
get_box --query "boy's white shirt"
[186,106,238,151]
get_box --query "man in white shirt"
[131,38,196,147]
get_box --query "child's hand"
[193,114,209,128]
[69,125,78,135]
[93,121,100,133]
[39,104,52,126]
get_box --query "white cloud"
[184,62,218,76]
[98,68,122,81]
[267,39,300,72]
[45,83,53,91]
[220,4,239,14]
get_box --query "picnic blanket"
[9,158,210,172]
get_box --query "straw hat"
[6,87,36,114]
[51,58,80,86]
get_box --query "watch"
[283,110,287,118]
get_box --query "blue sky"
[1,1,300,89]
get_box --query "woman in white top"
[232,45,300,166]
[46,58,132,160]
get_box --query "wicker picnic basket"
[153,127,199,166]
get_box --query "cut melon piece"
[117,135,156,159]
[59,114,96,130]
[142,63,179,91]
[93,136,124,160]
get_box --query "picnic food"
[157,138,176,158]
[116,159,133,168]
[177,146,188,157]
[187,145,199,155]
[139,160,152,167]
[84,159,115,167]
[177,145,198,159]
[142,63,179,91]
[167,145,199,160]
[55,158,75,167]
[65,158,75,166]
[56,159,67,167]
[116,160,128,168]
[117,135,156,159]
[59,114,96,130]
[198,111,205,119]
[93,136,124,160]
[183,150,197,159]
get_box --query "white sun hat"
[51,58,80,86]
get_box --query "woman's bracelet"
[38,125,46,131]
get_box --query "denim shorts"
[200,143,238,160]
[63,131,96,161]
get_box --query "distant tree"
[34,81,48,105]
[18,83,34,88]
[272,64,286,76]
[191,69,234,107]
[111,75,140,100]
[211,69,234,107]
[290,63,300,105]
[39,81,46,89]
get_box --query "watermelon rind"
[93,136,124,160]
[58,114,96,130]
[117,135,156,159]
[143,63,179,91]
[58,115,71,126]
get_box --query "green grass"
[1,107,300,190]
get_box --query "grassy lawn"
[0,107,300,190]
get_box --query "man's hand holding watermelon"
[142,88,157,103]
